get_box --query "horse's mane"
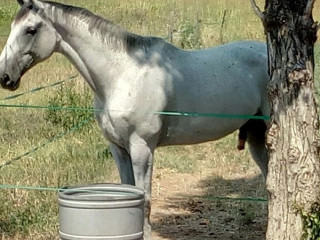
[18,1,162,52]
[47,1,163,51]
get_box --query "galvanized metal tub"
[58,183,145,240]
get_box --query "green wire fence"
[0,76,269,203]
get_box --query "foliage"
[44,82,93,130]
[0,5,15,23]
[301,203,320,240]
[177,19,202,49]
[0,201,55,235]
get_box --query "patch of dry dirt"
[150,155,268,240]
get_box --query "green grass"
[0,0,319,239]
[0,1,16,36]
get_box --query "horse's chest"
[95,108,163,148]
[94,111,129,147]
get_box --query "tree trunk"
[252,0,320,239]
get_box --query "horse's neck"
[48,7,131,94]
[58,38,99,91]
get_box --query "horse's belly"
[157,118,245,146]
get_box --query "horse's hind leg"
[245,118,268,178]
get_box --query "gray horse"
[0,0,269,238]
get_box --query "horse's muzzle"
[0,74,20,91]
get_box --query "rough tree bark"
[251,0,320,239]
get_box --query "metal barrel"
[58,183,145,240]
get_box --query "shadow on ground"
[152,174,268,240]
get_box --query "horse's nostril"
[3,74,10,83]
[0,74,12,88]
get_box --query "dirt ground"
[149,153,268,240]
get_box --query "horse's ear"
[17,0,30,6]
[17,0,44,9]
[30,0,45,10]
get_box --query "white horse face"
[0,0,57,90]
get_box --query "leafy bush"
[301,203,320,240]
[177,19,202,49]
[45,82,93,130]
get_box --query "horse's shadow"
[152,174,268,240]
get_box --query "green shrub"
[301,203,320,240]
[177,19,202,49]
[45,82,93,130]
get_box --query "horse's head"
[0,0,57,91]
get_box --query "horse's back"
[163,41,268,95]
[180,41,267,83]
[167,41,268,110]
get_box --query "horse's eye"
[26,27,37,36]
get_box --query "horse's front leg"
[110,141,153,239]
[129,136,156,240]
[109,143,135,184]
